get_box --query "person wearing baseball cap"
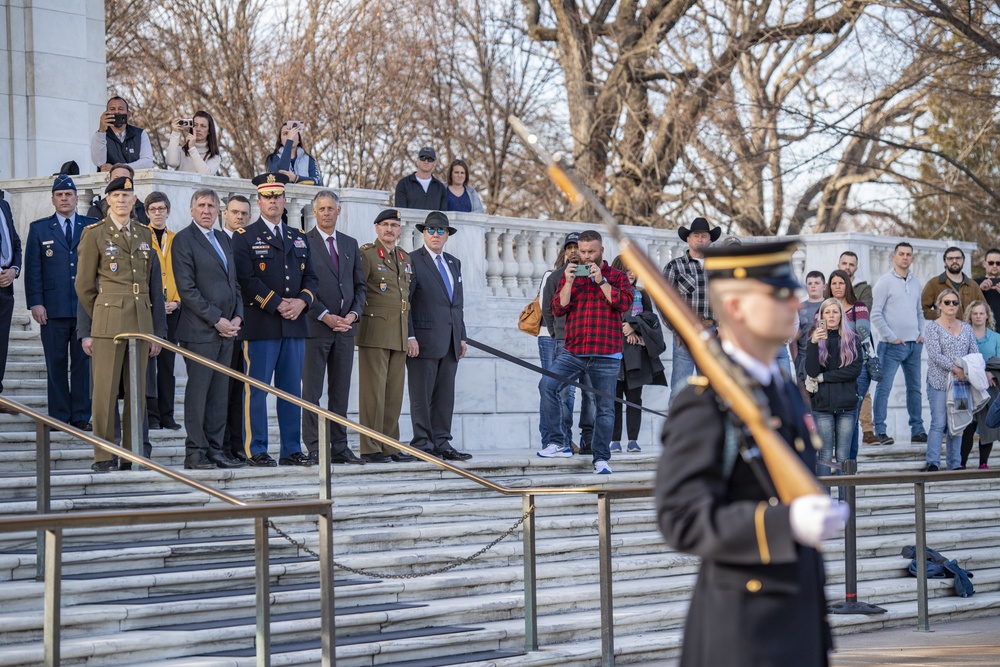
[394,146,448,211]
[23,175,99,429]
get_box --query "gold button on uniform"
[746,579,762,593]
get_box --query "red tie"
[326,235,339,274]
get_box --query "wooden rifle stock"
[509,115,822,503]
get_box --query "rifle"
[509,116,822,503]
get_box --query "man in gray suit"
[406,211,472,461]
[171,188,246,469]
[302,191,367,464]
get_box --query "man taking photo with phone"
[537,230,633,474]
[90,96,153,172]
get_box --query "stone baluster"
[485,228,503,294]
[792,248,807,281]
[530,231,548,284]
[543,233,560,271]
[501,230,519,295]
[517,231,536,291]
[78,186,97,217]
[285,197,306,231]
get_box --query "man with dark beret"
[656,240,848,666]
[75,176,167,472]
[356,209,416,462]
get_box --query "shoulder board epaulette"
[361,242,374,250]
[85,221,101,229]
[236,227,247,234]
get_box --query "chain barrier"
[267,504,535,580]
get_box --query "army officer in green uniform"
[75,176,167,472]
[356,209,415,463]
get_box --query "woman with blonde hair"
[961,299,1000,468]
[806,298,862,487]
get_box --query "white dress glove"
[789,494,850,548]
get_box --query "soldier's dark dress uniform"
[655,241,833,667]
[232,174,318,466]
[356,209,412,460]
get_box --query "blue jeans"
[849,364,871,460]
[537,336,560,445]
[814,409,857,477]
[670,336,696,403]
[873,341,925,437]
[926,384,962,469]
[553,339,594,447]
[539,351,620,462]
[775,344,792,381]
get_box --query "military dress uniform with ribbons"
[356,238,412,456]
[75,216,166,462]
[232,216,318,461]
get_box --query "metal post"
[36,422,51,581]
[43,528,62,667]
[598,494,615,667]
[522,494,538,651]
[255,516,271,667]
[914,482,930,632]
[829,460,885,615]
[317,417,335,667]
[127,339,143,466]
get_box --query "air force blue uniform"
[24,212,97,423]
[232,217,318,460]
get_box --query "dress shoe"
[361,452,391,463]
[439,448,472,461]
[209,454,247,469]
[391,452,416,463]
[331,450,365,465]
[148,421,162,430]
[70,420,93,431]
[91,460,117,473]
[229,450,248,463]
[161,421,182,431]
[184,459,215,470]
[279,452,314,467]
[248,453,278,467]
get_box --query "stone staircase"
[1,314,1000,665]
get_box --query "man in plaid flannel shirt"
[663,218,720,403]
[537,230,633,474]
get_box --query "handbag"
[518,297,542,336]
[863,337,883,382]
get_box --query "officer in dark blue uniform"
[24,175,97,428]
[232,173,318,467]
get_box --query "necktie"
[64,219,73,247]
[326,235,340,274]
[436,255,453,301]
[273,224,283,250]
[0,214,9,267]
[208,231,228,271]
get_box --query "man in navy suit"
[23,175,95,427]
[172,189,246,470]
[232,173,318,467]
[302,191,366,464]
[0,187,22,412]
[405,211,472,461]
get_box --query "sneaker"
[537,444,573,458]
[911,433,928,444]
[862,431,879,445]
[627,440,641,453]
[594,460,612,475]
[980,464,990,470]
[610,441,622,453]
[924,463,939,472]
[876,434,894,446]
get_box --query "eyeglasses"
[988,261,1000,266]
[377,222,401,229]
[146,205,169,214]
[418,156,436,162]
[945,256,964,262]
[425,227,448,235]
[941,300,960,306]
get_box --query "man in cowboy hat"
[405,211,472,461]
[662,217,721,402]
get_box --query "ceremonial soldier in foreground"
[356,209,415,462]
[232,173,318,467]
[75,176,166,472]
[655,241,848,666]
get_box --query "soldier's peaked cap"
[703,239,802,291]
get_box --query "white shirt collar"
[722,340,781,386]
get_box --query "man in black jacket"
[394,147,447,211]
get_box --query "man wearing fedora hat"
[663,217,721,402]
[405,211,472,461]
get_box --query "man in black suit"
[0,190,21,412]
[24,175,96,428]
[302,191,366,465]
[221,195,252,462]
[171,189,246,469]
[405,211,472,461]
